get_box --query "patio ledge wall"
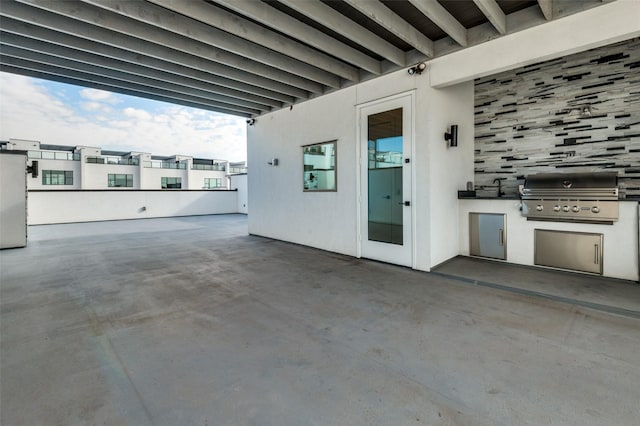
[27,190,239,225]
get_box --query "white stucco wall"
[230,174,248,214]
[141,168,186,189]
[26,159,81,190]
[248,67,475,269]
[249,87,360,256]
[27,190,239,225]
[421,83,475,269]
[0,152,27,248]
[190,169,228,189]
[82,164,140,189]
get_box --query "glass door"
[359,94,413,267]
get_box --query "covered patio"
[1,214,638,425]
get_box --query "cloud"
[82,101,113,113]
[79,88,117,102]
[0,72,247,161]
[0,74,76,123]
[123,107,152,121]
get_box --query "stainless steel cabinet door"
[534,229,603,275]
[469,213,506,260]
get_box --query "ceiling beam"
[538,0,554,20]
[0,20,287,108]
[0,49,264,116]
[0,11,301,105]
[408,0,468,47]
[277,0,406,66]
[0,37,275,113]
[211,0,381,75]
[83,0,342,88]
[472,0,507,35]
[13,0,324,94]
[146,0,363,81]
[343,0,435,58]
[0,59,255,117]
[2,64,252,118]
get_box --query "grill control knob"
[553,205,561,212]
[572,206,580,213]
[562,205,570,212]
[536,205,543,212]
[591,206,600,214]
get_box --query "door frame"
[356,91,416,268]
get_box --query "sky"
[0,72,247,162]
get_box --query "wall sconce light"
[444,125,458,147]
[26,160,38,178]
[246,118,255,126]
[267,158,279,166]
[407,62,427,75]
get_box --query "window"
[108,174,133,187]
[303,140,337,191]
[143,161,186,169]
[161,177,182,189]
[42,170,73,185]
[204,178,223,189]
[86,156,105,164]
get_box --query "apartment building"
[1,139,246,190]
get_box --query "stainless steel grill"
[521,172,619,224]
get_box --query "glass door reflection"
[367,108,403,245]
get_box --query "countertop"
[458,195,640,202]
[458,196,519,200]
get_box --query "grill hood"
[523,172,618,191]
[522,172,619,201]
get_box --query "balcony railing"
[143,160,186,169]
[191,164,226,171]
[228,167,247,174]
[28,151,80,161]
[86,156,139,165]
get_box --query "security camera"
[408,62,427,75]
[247,118,255,126]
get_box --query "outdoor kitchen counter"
[458,196,520,200]
[457,198,639,281]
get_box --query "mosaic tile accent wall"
[474,38,640,198]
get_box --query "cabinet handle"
[499,229,504,246]
[594,244,599,264]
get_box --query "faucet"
[493,178,506,198]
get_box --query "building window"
[108,174,133,187]
[86,156,106,164]
[42,170,73,185]
[161,177,182,189]
[204,178,223,189]
[303,140,337,191]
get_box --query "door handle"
[594,244,599,264]
[383,195,391,199]
[397,201,411,206]
[499,229,504,245]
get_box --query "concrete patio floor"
[1,214,639,425]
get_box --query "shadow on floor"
[433,255,640,319]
